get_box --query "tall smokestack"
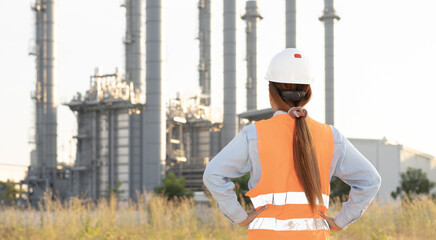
[222,0,237,146]
[125,0,145,100]
[45,0,57,170]
[34,0,57,172]
[286,0,296,48]
[198,0,211,106]
[319,0,339,125]
[35,0,44,170]
[242,0,262,111]
[143,0,165,191]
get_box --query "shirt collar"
[273,109,288,117]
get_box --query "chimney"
[319,0,340,125]
[143,0,165,191]
[198,0,212,106]
[286,0,296,48]
[242,0,262,111]
[222,0,237,146]
[125,0,145,102]
[34,0,57,171]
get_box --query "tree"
[231,173,251,206]
[391,167,436,201]
[103,181,125,200]
[154,173,193,201]
[0,179,22,205]
[330,176,351,202]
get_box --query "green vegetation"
[231,173,251,205]
[330,176,351,202]
[103,181,125,200]
[154,173,193,200]
[391,167,436,201]
[0,180,22,206]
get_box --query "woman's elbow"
[372,171,382,192]
[202,165,212,189]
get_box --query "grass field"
[1,194,435,240]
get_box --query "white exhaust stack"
[242,0,262,110]
[222,0,237,146]
[125,0,145,100]
[143,0,165,191]
[198,0,212,106]
[286,0,296,48]
[319,0,340,125]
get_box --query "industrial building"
[349,138,436,200]
[22,0,436,205]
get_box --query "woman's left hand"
[238,205,268,227]
[319,212,342,231]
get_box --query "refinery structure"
[22,0,436,204]
[22,0,342,203]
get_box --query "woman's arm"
[329,126,382,230]
[203,126,252,223]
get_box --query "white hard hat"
[264,48,313,85]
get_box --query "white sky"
[1,0,435,171]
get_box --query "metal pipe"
[128,113,133,199]
[222,0,237,147]
[109,111,114,189]
[285,0,296,48]
[143,0,165,192]
[92,111,98,200]
[319,0,340,125]
[125,0,145,101]
[140,111,144,192]
[198,0,211,106]
[242,0,262,111]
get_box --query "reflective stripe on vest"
[246,114,334,240]
[250,192,330,209]
[249,218,329,231]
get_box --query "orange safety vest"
[245,114,334,240]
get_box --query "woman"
[203,48,381,239]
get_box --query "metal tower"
[286,0,296,48]
[242,1,262,111]
[198,0,212,106]
[319,0,340,125]
[124,0,145,199]
[143,0,165,191]
[222,0,238,147]
[33,0,57,180]
[22,0,60,205]
[125,0,145,102]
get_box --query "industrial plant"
[19,0,435,205]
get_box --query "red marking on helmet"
[294,54,302,58]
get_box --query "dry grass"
[330,197,436,240]
[0,195,435,240]
[0,194,245,240]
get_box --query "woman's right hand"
[319,212,342,231]
[238,205,268,227]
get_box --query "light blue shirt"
[203,110,381,229]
